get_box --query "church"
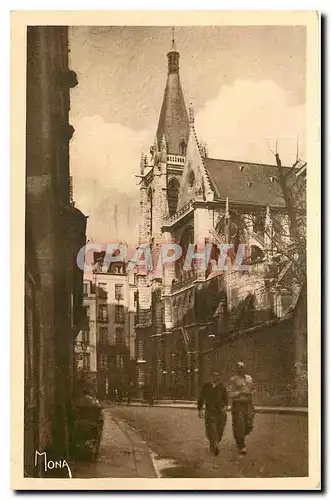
[134,35,307,405]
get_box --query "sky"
[69,25,306,245]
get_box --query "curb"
[110,401,308,416]
[110,415,158,478]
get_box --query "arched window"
[168,177,180,216]
[188,171,195,188]
[147,187,153,236]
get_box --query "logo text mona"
[35,450,72,478]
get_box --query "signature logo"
[35,451,72,478]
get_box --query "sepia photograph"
[11,10,320,490]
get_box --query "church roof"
[156,48,189,155]
[204,158,303,207]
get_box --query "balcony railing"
[167,154,185,166]
[172,270,198,293]
[164,200,193,226]
[97,315,108,323]
[98,339,109,348]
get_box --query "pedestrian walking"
[197,371,228,456]
[228,361,255,455]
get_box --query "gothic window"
[188,171,195,188]
[179,140,187,155]
[168,177,180,216]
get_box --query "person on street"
[228,361,255,455]
[197,370,228,456]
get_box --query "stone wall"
[200,315,307,407]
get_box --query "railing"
[167,154,185,166]
[97,315,108,323]
[164,200,193,226]
[172,270,198,293]
[98,339,109,348]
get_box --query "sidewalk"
[113,400,308,415]
[72,408,157,478]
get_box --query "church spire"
[167,27,179,74]
[156,27,189,156]
[171,27,177,52]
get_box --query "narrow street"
[73,404,308,479]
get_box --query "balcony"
[163,200,193,228]
[172,270,198,293]
[97,315,108,323]
[167,154,185,166]
[98,339,109,349]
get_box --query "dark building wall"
[200,318,302,406]
[25,26,86,477]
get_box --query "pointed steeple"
[156,28,189,156]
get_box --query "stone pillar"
[139,184,150,245]
[163,230,175,330]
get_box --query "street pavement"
[109,404,308,478]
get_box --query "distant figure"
[197,371,228,456]
[228,362,255,455]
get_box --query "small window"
[115,284,124,300]
[98,353,108,370]
[137,340,145,360]
[188,171,195,188]
[115,327,125,346]
[179,140,187,155]
[83,283,89,296]
[99,326,108,345]
[98,304,108,321]
[116,354,124,369]
[115,305,125,324]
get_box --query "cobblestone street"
[73,404,308,479]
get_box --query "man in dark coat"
[197,370,228,455]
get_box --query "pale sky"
[69,25,306,245]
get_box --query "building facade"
[134,37,307,404]
[83,254,137,400]
[24,26,87,477]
